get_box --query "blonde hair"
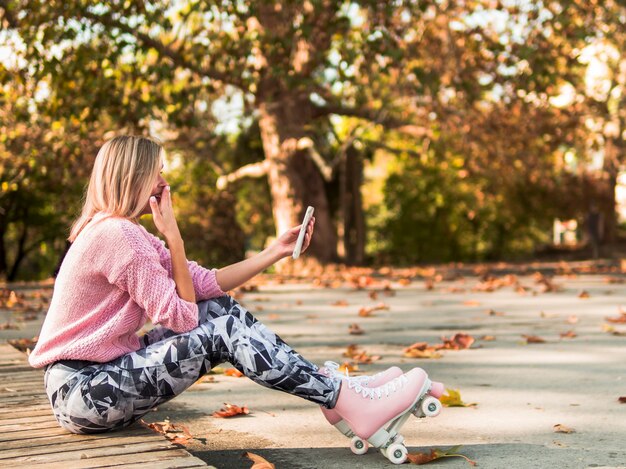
[69,135,163,242]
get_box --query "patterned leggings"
[44,295,341,434]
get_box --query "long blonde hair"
[69,135,163,242]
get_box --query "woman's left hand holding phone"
[149,186,195,303]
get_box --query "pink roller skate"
[320,361,404,437]
[322,366,444,464]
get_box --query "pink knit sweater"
[29,212,225,368]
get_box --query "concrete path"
[3,269,626,468]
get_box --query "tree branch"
[80,10,242,88]
[216,160,270,190]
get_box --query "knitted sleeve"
[113,225,200,333]
[143,229,226,300]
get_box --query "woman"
[29,136,442,452]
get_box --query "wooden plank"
[0,434,168,459]
[0,365,33,373]
[0,425,155,443]
[0,371,44,381]
[0,431,164,451]
[11,449,199,468]
[6,441,179,463]
[0,346,208,468]
[0,426,71,443]
[114,457,211,468]
[0,378,43,387]
[0,414,56,425]
[0,406,52,418]
[0,397,49,408]
[0,419,61,433]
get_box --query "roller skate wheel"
[386,443,408,464]
[350,436,369,455]
[421,396,442,417]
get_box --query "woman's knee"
[197,294,240,323]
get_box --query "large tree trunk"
[257,100,337,263]
[343,145,365,265]
[602,137,619,246]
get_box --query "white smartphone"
[292,206,315,259]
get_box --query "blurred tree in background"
[0,0,624,279]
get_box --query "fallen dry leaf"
[522,334,546,344]
[338,362,358,374]
[342,344,381,363]
[578,290,590,299]
[141,419,196,445]
[358,302,390,317]
[440,389,477,407]
[213,403,250,418]
[406,445,477,466]
[559,330,577,339]
[0,323,20,330]
[486,309,505,316]
[440,333,475,350]
[348,323,365,335]
[331,300,349,307]
[403,342,443,359]
[618,397,626,404]
[606,310,626,324]
[553,424,575,434]
[224,368,244,377]
[602,324,626,336]
[368,290,379,300]
[480,335,496,341]
[244,451,276,469]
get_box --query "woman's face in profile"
[140,160,167,216]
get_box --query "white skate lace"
[348,374,409,400]
[323,360,380,385]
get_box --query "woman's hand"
[272,216,316,259]
[149,186,182,243]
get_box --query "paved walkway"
[3,268,626,468]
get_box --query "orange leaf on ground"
[605,311,626,324]
[369,291,379,300]
[406,445,476,466]
[522,334,546,344]
[559,330,577,339]
[348,323,365,335]
[141,419,196,445]
[553,424,575,433]
[224,368,244,377]
[486,309,505,316]
[618,397,626,403]
[213,403,250,418]
[440,333,475,350]
[578,290,590,299]
[403,342,443,359]
[0,323,20,330]
[342,344,381,363]
[440,389,477,407]
[358,302,390,317]
[480,335,496,341]
[244,451,276,469]
[338,362,358,374]
[331,300,349,306]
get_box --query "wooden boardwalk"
[0,343,211,468]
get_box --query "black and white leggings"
[44,295,341,434]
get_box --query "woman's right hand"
[149,186,182,243]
